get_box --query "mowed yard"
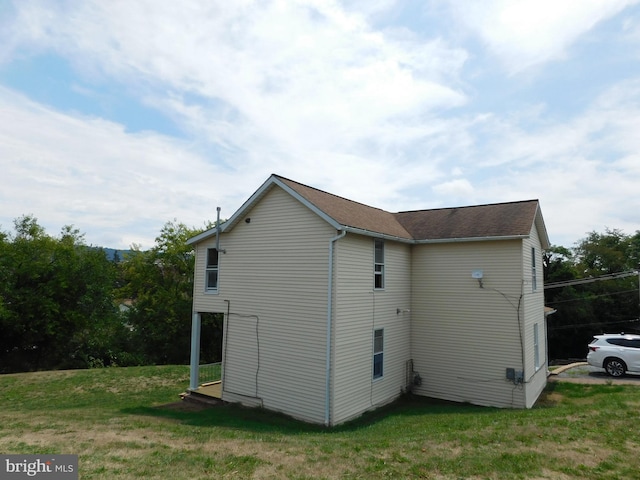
[1,366,639,479]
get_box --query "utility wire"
[546,289,638,305]
[544,270,638,289]
[549,318,640,331]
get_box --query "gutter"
[413,234,528,245]
[325,230,346,426]
[341,226,413,244]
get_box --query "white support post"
[189,312,201,391]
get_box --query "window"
[373,328,384,379]
[531,247,537,291]
[608,338,640,348]
[534,323,540,370]
[374,239,384,289]
[206,248,219,292]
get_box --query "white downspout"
[325,230,346,426]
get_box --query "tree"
[574,229,633,275]
[118,220,215,364]
[0,216,124,372]
[543,245,578,283]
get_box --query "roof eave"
[186,228,217,245]
[414,234,530,245]
[342,226,413,243]
[272,176,343,230]
[186,174,344,246]
[534,204,551,249]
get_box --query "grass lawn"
[1,366,639,479]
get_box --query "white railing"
[198,362,222,385]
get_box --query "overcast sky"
[1,0,639,249]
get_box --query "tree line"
[544,229,640,359]
[0,215,221,373]
[1,215,639,373]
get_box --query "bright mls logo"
[1,455,77,479]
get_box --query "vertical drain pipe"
[325,230,346,426]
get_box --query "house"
[186,174,550,426]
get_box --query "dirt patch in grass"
[535,387,566,407]
[544,440,615,469]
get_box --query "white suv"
[587,334,640,377]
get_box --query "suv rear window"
[605,338,640,348]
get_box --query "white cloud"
[446,0,639,74]
[453,79,640,245]
[1,0,639,251]
[3,1,467,149]
[432,178,474,197]
[0,88,239,248]
[0,0,475,246]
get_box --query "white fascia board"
[219,176,277,232]
[186,174,345,246]
[414,234,529,245]
[271,176,343,231]
[342,226,414,243]
[186,228,217,245]
[186,175,279,246]
[534,204,551,249]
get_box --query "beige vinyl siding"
[193,186,335,424]
[223,312,259,399]
[410,240,529,408]
[521,225,548,407]
[332,235,411,425]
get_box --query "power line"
[546,289,639,305]
[549,318,640,331]
[544,270,639,290]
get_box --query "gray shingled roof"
[277,175,544,243]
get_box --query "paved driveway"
[550,362,640,385]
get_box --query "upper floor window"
[206,248,219,292]
[374,239,384,290]
[531,247,537,291]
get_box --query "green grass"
[1,367,640,479]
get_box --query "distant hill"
[102,248,134,262]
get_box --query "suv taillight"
[589,346,599,352]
